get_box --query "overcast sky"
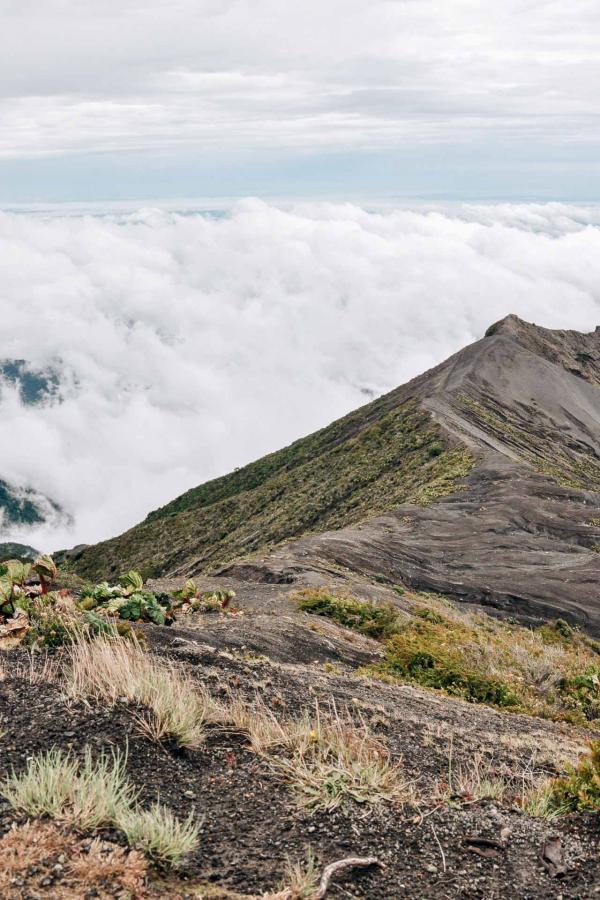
[2,0,600,201]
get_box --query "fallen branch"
[316,856,381,898]
[266,856,381,900]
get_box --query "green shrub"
[549,741,600,813]
[296,589,399,639]
[558,669,600,721]
[377,618,519,708]
[537,619,574,643]
[413,606,444,624]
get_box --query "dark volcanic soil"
[1,618,598,899]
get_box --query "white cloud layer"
[2,0,600,160]
[2,200,600,551]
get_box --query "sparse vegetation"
[67,637,216,749]
[456,391,600,493]
[295,588,400,639]
[367,594,600,722]
[0,747,199,868]
[68,399,473,580]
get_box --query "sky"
[1,0,600,201]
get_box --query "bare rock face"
[223,316,600,634]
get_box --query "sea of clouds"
[2,199,600,551]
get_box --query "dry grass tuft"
[435,739,567,819]
[442,751,510,803]
[227,697,411,811]
[67,636,218,749]
[275,848,320,899]
[0,820,68,879]
[115,802,200,867]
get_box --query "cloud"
[1,1,600,161]
[1,200,600,550]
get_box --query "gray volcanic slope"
[224,315,600,634]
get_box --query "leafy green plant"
[0,554,62,636]
[189,590,236,612]
[120,570,144,595]
[31,555,58,594]
[172,579,199,601]
[295,589,399,639]
[78,574,175,626]
[172,579,236,611]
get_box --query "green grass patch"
[295,589,400,639]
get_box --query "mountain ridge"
[68,314,600,633]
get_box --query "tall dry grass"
[67,636,218,749]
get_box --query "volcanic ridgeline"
[68,315,600,634]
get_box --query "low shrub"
[548,740,600,813]
[363,593,600,721]
[378,616,518,707]
[295,589,399,639]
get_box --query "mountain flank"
[69,315,600,634]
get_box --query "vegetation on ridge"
[296,586,600,724]
[456,391,600,492]
[67,398,473,580]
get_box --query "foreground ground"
[1,574,599,899]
